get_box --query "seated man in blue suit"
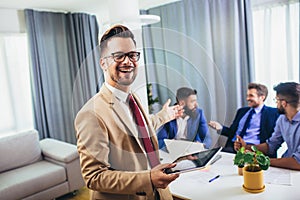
[209,83,279,156]
[157,87,211,149]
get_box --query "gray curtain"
[25,9,101,144]
[143,0,254,127]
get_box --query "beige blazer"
[75,85,173,200]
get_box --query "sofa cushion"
[0,160,66,200]
[0,129,42,173]
[40,138,79,163]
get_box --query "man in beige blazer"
[75,25,183,200]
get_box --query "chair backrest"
[210,131,228,148]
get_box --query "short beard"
[110,73,137,86]
[184,106,198,119]
[277,106,285,114]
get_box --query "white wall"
[0,8,25,33]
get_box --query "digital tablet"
[164,147,222,174]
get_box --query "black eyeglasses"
[104,51,141,62]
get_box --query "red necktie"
[128,94,160,168]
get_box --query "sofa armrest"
[40,138,78,163]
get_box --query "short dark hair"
[176,87,197,102]
[274,82,300,108]
[248,83,268,101]
[99,25,136,57]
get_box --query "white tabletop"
[168,152,300,200]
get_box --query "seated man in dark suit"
[157,87,211,149]
[235,82,300,170]
[209,83,279,156]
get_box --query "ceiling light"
[106,0,160,26]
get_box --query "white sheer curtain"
[252,1,299,107]
[252,1,299,157]
[0,34,34,135]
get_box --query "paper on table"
[160,139,205,163]
[264,167,291,186]
[180,168,219,184]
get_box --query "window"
[252,1,299,157]
[0,34,34,135]
[252,1,299,107]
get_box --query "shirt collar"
[105,82,129,103]
[282,111,300,124]
[177,115,190,121]
[253,104,264,114]
[286,110,300,123]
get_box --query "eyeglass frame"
[273,97,286,103]
[103,51,141,63]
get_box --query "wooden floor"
[56,187,187,200]
[57,187,89,200]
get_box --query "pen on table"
[209,175,220,183]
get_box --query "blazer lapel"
[260,105,266,128]
[187,116,199,141]
[100,85,159,155]
[173,121,178,138]
[100,86,139,139]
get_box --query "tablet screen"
[164,147,222,174]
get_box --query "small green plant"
[234,146,270,172]
[147,83,159,112]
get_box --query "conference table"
[162,152,300,200]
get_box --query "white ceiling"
[0,0,180,23]
[0,0,286,27]
[0,0,285,11]
[0,0,288,13]
[0,0,179,11]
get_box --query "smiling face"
[246,88,265,108]
[100,37,138,92]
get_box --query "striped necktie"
[128,94,160,168]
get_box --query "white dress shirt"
[175,115,190,140]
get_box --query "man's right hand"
[234,135,246,151]
[162,99,184,120]
[208,121,222,131]
[150,163,179,189]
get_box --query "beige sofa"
[0,129,85,200]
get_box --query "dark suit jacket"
[157,108,211,149]
[222,105,279,156]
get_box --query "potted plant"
[236,163,244,176]
[147,83,159,113]
[233,146,270,193]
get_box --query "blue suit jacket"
[157,108,211,149]
[222,105,279,155]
